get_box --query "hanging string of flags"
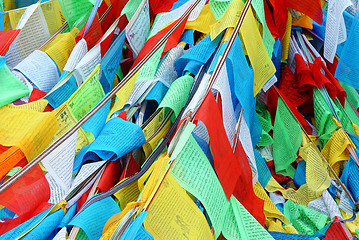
[1,0,359,239]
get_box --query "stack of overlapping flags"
[1,0,359,239]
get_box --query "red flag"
[265,0,288,40]
[0,144,10,154]
[266,160,292,185]
[99,15,128,57]
[99,5,117,33]
[28,88,54,112]
[278,66,310,107]
[110,0,129,18]
[0,164,51,234]
[76,16,104,50]
[320,59,346,106]
[267,86,313,134]
[266,0,322,38]
[119,155,138,181]
[323,219,351,239]
[195,93,265,224]
[309,58,337,100]
[194,93,240,199]
[76,188,92,212]
[285,0,323,24]
[96,158,122,193]
[233,141,266,226]
[149,0,178,20]
[0,30,21,56]
[132,15,188,69]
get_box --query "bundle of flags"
[2,0,359,239]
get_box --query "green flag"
[273,97,301,177]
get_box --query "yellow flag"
[352,123,359,135]
[8,7,25,30]
[185,4,217,35]
[266,177,310,206]
[341,211,359,235]
[141,154,169,204]
[138,161,157,192]
[299,142,330,201]
[143,109,166,140]
[281,12,292,62]
[143,173,214,240]
[209,0,243,40]
[254,181,289,225]
[239,2,276,96]
[5,99,48,112]
[50,103,90,155]
[143,120,171,158]
[0,106,59,160]
[113,178,140,210]
[3,0,16,31]
[267,218,298,234]
[101,154,168,239]
[40,0,65,35]
[101,202,142,240]
[321,128,351,176]
[109,72,138,118]
[42,27,79,71]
